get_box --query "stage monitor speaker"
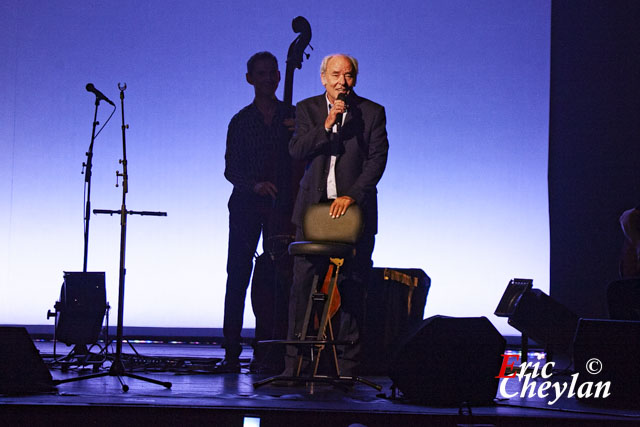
[573,318,640,408]
[56,271,107,345]
[0,327,55,395]
[506,288,579,358]
[388,316,505,406]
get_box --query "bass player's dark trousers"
[223,192,272,360]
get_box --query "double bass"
[250,17,312,372]
[281,16,312,222]
[266,16,312,242]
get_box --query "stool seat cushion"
[288,241,356,259]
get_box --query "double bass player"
[215,51,295,373]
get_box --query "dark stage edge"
[1,342,639,427]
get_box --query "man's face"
[321,55,356,103]
[246,59,280,97]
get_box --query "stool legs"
[253,255,381,391]
[297,257,343,377]
[295,272,319,376]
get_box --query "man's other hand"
[329,196,355,218]
[254,181,278,199]
[324,99,346,130]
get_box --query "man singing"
[285,54,389,376]
[216,51,295,373]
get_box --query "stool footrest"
[253,374,382,391]
[255,339,355,346]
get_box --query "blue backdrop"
[0,0,550,334]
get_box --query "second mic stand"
[53,83,171,392]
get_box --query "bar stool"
[253,202,380,390]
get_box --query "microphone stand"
[54,83,171,392]
[80,89,116,270]
[52,91,114,369]
[82,98,100,272]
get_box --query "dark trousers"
[223,194,271,359]
[285,227,375,376]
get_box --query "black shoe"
[211,358,241,373]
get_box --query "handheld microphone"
[85,83,115,106]
[335,92,349,134]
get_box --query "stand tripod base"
[52,359,172,392]
[57,345,105,373]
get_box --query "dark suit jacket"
[289,92,389,234]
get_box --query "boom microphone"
[85,83,115,106]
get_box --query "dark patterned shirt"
[224,101,295,206]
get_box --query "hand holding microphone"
[325,92,348,130]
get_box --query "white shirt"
[325,95,347,200]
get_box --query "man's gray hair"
[320,54,359,82]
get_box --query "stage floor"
[1,341,639,426]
